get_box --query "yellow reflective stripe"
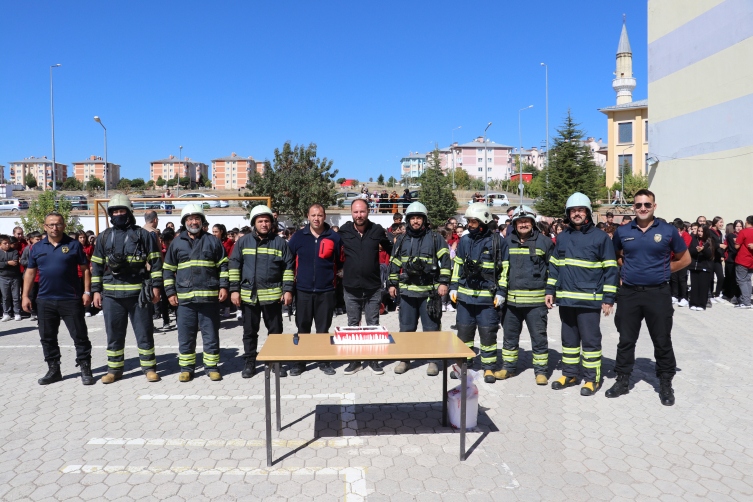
[388,274,399,280]
[103,284,142,291]
[458,287,493,297]
[126,256,146,263]
[90,255,105,264]
[453,257,463,265]
[176,290,219,298]
[139,359,156,366]
[282,271,294,279]
[562,347,580,354]
[177,260,216,269]
[559,291,604,301]
[509,248,545,255]
[509,290,545,296]
[147,252,161,260]
[163,263,177,271]
[480,356,497,363]
[582,350,602,358]
[107,349,124,357]
[602,260,618,267]
[547,278,557,285]
[562,258,602,268]
[439,269,451,276]
[603,285,618,292]
[480,262,494,269]
[108,361,125,368]
[480,344,497,351]
[562,357,580,364]
[217,257,229,265]
[163,279,175,286]
[203,353,220,364]
[390,257,402,266]
[150,271,161,278]
[91,277,102,283]
[402,285,434,292]
[550,257,562,266]
[138,347,155,355]
[436,248,448,258]
[257,248,281,257]
[242,249,257,255]
[220,272,229,278]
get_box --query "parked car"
[131,197,174,211]
[62,195,88,210]
[0,198,29,212]
[466,192,509,206]
[336,191,364,207]
[169,193,229,209]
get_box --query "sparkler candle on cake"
[333,326,390,344]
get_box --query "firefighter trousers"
[102,295,156,374]
[502,304,549,375]
[559,306,602,383]
[455,301,499,370]
[177,302,220,373]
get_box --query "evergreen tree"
[377,174,385,185]
[245,142,339,226]
[387,176,397,186]
[156,176,165,187]
[25,173,37,189]
[19,190,80,233]
[535,110,600,217]
[418,148,457,224]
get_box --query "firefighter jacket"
[91,225,163,298]
[163,230,229,304]
[386,229,451,298]
[450,228,508,306]
[228,228,295,305]
[545,222,619,308]
[499,228,554,307]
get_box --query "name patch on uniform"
[623,237,635,242]
[654,233,662,243]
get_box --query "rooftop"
[212,153,257,162]
[8,157,65,165]
[598,98,648,114]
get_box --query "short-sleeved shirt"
[28,234,88,300]
[736,228,753,269]
[613,219,688,286]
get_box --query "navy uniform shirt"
[28,234,88,300]
[613,219,688,286]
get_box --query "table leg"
[442,359,448,427]
[265,364,272,467]
[460,360,467,461]
[275,362,281,432]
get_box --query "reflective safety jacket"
[91,225,163,298]
[163,231,229,304]
[386,229,451,298]
[545,223,618,308]
[499,228,554,306]
[229,229,295,305]
[450,228,508,306]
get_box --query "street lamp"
[50,64,61,191]
[93,116,107,198]
[178,145,183,197]
[483,122,492,202]
[452,126,461,189]
[518,105,534,206]
[618,145,633,205]
[541,63,549,183]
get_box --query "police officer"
[545,193,619,396]
[91,195,163,383]
[229,205,294,378]
[607,189,690,406]
[387,202,451,376]
[449,203,507,384]
[22,211,95,386]
[495,205,554,385]
[163,204,229,382]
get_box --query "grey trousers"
[343,288,381,327]
[0,276,21,316]
[736,265,753,307]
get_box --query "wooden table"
[257,331,476,467]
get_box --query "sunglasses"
[633,202,654,209]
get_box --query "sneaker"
[96,310,104,317]
[319,362,335,375]
[446,304,455,312]
[678,299,688,307]
[710,297,718,304]
[706,299,713,308]
[368,361,384,375]
[236,311,243,320]
[1,315,10,322]
[730,297,739,305]
[30,313,37,320]
[289,362,305,376]
[671,297,678,304]
[162,322,175,331]
[14,315,21,321]
[343,361,362,375]
[441,304,447,312]
[737,304,752,309]
[85,312,92,317]
[222,307,231,317]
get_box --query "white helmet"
[564,192,593,221]
[405,201,428,219]
[465,202,493,225]
[107,194,136,226]
[181,203,207,226]
[249,205,275,226]
[511,204,537,224]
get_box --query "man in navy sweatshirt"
[286,203,343,376]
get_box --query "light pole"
[178,145,183,197]
[618,145,633,205]
[518,105,534,205]
[483,122,492,202]
[94,117,107,198]
[50,64,61,191]
[541,63,549,185]
[452,126,461,189]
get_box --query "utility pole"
[50,64,61,191]
[483,123,491,202]
[452,126,461,189]
[94,117,107,198]
[519,105,533,205]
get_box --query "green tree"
[146,179,155,189]
[336,177,346,185]
[25,173,37,189]
[369,177,373,182]
[156,176,166,187]
[179,176,191,188]
[17,190,80,233]
[62,176,82,190]
[117,178,132,194]
[377,174,385,185]
[86,177,105,191]
[387,176,397,187]
[448,168,472,189]
[166,178,177,187]
[244,142,340,226]
[417,148,457,224]
[130,178,146,189]
[204,179,212,188]
[620,169,649,201]
[535,110,601,217]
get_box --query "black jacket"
[500,228,555,306]
[163,230,229,304]
[229,229,294,305]
[387,229,451,298]
[726,233,739,264]
[709,228,724,262]
[91,225,163,297]
[689,236,714,271]
[0,249,21,278]
[339,220,393,291]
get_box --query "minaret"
[613,15,635,105]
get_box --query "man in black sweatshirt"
[0,235,22,321]
[338,199,393,375]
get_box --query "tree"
[245,141,340,226]
[62,176,82,191]
[204,179,212,188]
[417,148,457,224]
[146,179,155,189]
[387,176,397,187]
[448,168,472,189]
[17,190,81,233]
[130,178,146,189]
[156,176,165,187]
[620,170,649,200]
[369,177,373,182]
[336,177,346,185]
[377,174,385,185]
[535,110,601,217]
[179,176,191,188]
[25,173,37,189]
[166,178,177,187]
[117,178,132,194]
[86,177,105,191]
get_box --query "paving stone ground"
[1,299,752,501]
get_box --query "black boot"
[605,373,630,398]
[79,360,95,386]
[242,359,257,379]
[659,374,675,406]
[38,361,62,385]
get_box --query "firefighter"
[387,201,451,376]
[229,205,294,378]
[449,202,508,384]
[90,194,163,383]
[495,205,554,385]
[545,193,619,396]
[163,204,229,382]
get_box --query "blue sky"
[1,1,648,182]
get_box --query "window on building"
[488,167,492,171]
[478,168,482,172]
[645,121,649,142]
[645,153,649,174]
[617,154,633,176]
[478,158,483,163]
[488,158,492,163]
[477,148,483,153]
[618,122,633,144]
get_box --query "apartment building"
[71,156,121,187]
[211,153,264,190]
[7,157,67,189]
[0,166,4,183]
[439,137,515,180]
[400,153,427,179]
[150,156,209,184]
